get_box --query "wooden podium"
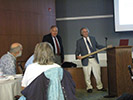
[107,46,133,96]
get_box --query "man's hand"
[77,56,82,60]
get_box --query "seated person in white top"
[21,42,60,89]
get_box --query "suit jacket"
[75,36,105,66]
[42,33,64,63]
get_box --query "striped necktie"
[54,37,60,55]
[86,38,94,53]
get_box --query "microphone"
[105,37,108,47]
[105,37,108,40]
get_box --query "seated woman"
[21,42,60,89]
[19,42,77,100]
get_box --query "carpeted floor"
[76,89,118,100]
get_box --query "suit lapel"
[49,34,56,53]
[89,36,95,48]
[56,35,60,44]
[50,34,55,45]
[81,38,88,52]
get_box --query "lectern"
[107,46,133,96]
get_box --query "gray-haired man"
[0,43,23,75]
[75,27,106,93]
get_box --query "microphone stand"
[105,37,108,48]
[104,37,116,98]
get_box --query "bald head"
[10,43,23,57]
[11,43,22,49]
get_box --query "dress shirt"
[83,37,93,54]
[52,36,61,54]
[24,55,34,68]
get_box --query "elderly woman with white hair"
[19,42,77,100]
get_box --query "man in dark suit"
[75,27,105,93]
[42,25,64,65]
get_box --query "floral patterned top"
[0,52,16,75]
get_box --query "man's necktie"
[54,37,60,55]
[86,38,94,53]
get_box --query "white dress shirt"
[83,37,93,54]
[52,36,61,54]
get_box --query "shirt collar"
[7,52,16,60]
[83,36,89,40]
